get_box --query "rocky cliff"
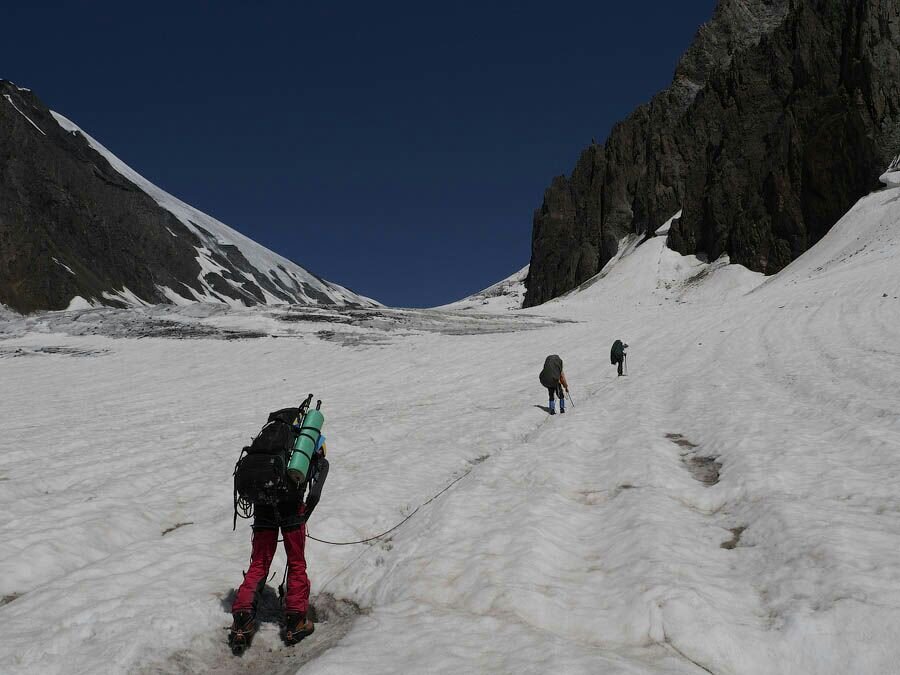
[0,82,376,313]
[524,0,900,307]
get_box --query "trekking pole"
[298,393,313,416]
[624,354,628,376]
[566,390,575,407]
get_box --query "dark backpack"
[611,340,624,364]
[233,407,302,525]
[539,354,563,389]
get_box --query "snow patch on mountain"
[101,286,152,308]
[64,296,97,311]
[51,257,75,276]
[438,265,528,311]
[49,112,379,309]
[655,209,682,235]
[0,302,19,318]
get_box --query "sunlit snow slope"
[1,184,898,674]
[437,265,528,311]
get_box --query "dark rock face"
[0,83,205,313]
[0,82,373,313]
[525,0,900,307]
[669,1,900,270]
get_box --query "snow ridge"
[50,112,378,309]
[438,265,528,311]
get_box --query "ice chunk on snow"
[879,155,900,188]
[655,209,682,236]
[65,296,95,310]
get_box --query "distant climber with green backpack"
[229,395,330,655]
[611,339,628,376]
[539,354,570,415]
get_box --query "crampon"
[282,612,314,646]
[227,611,257,655]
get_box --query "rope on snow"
[306,465,475,546]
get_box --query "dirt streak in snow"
[137,593,364,675]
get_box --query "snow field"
[1,187,899,673]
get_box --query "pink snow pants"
[232,507,310,615]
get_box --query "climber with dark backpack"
[610,339,628,377]
[539,354,570,415]
[229,394,330,655]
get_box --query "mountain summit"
[0,81,377,313]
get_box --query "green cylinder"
[288,409,324,484]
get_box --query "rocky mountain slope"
[525,0,900,307]
[0,82,377,313]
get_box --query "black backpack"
[611,340,624,364]
[233,407,303,527]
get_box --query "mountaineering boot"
[228,611,257,655]
[549,399,556,415]
[282,612,315,645]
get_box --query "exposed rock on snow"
[669,433,722,486]
[720,526,746,550]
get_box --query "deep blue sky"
[3,1,715,306]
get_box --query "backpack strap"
[232,446,252,530]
